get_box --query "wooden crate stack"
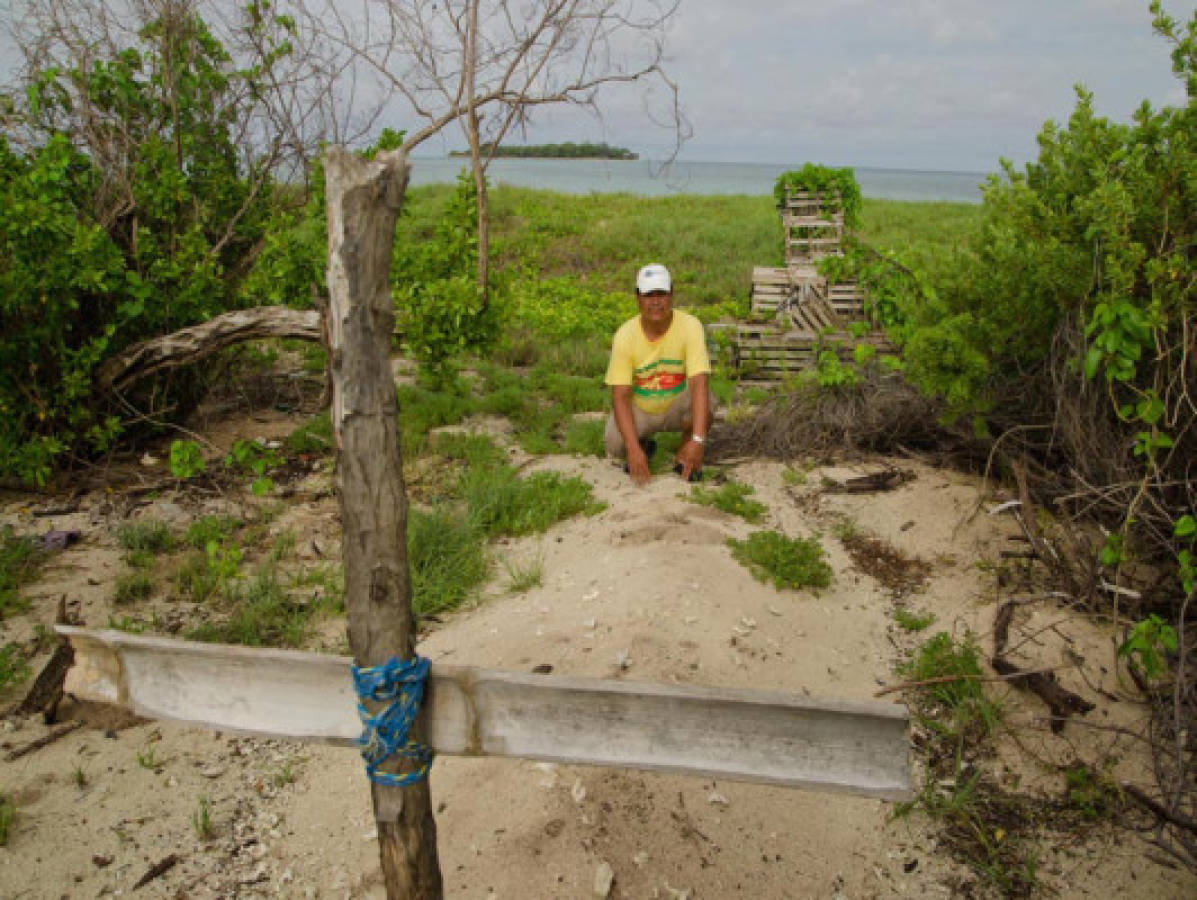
[781,189,844,266]
[730,190,892,378]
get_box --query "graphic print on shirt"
[633,357,686,403]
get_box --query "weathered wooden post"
[325,146,443,897]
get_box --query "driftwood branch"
[4,720,83,761]
[95,306,321,394]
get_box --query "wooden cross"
[56,148,910,899]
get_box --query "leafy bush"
[773,164,862,229]
[727,530,832,591]
[0,8,290,482]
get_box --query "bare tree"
[301,0,687,298]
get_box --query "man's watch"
[691,435,706,445]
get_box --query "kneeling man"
[604,263,713,486]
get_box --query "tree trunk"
[324,145,443,898]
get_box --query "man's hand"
[675,438,704,482]
[626,445,652,486]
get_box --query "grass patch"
[687,479,767,523]
[462,467,605,537]
[0,526,43,618]
[561,418,606,456]
[113,572,153,604]
[894,607,937,632]
[899,631,1001,743]
[503,554,544,593]
[184,515,243,549]
[0,794,15,846]
[187,566,314,648]
[0,642,31,693]
[116,518,175,552]
[284,411,333,455]
[408,508,490,617]
[727,530,832,591]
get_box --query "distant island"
[449,142,638,160]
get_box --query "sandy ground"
[1,422,1194,898]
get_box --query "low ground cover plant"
[0,526,42,618]
[727,530,832,591]
[687,479,767,523]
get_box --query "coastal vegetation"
[449,141,638,160]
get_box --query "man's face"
[637,290,673,328]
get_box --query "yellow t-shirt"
[604,310,711,415]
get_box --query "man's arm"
[675,372,709,480]
[612,384,651,486]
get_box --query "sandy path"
[1,453,1193,898]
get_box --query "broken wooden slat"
[57,627,913,800]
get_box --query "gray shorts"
[603,383,716,458]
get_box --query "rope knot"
[350,655,433,787]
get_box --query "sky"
[475,0,1189,173]
[1,1,1188,174]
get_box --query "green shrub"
[773,164,862,229]
[727,531,832,590]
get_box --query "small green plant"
[192,795,215,840]
[894,608,937,632]
[1064,765,1121,820]
[284,411,333,455]
[184,515,242,549]
[123,549,156,569]
[169,440,207,479]
[1118,614,1178,680]
[107,614,150,634]
[781,466,807,486]
[0,795,15,846]
[136,741,161,770]
[224,439,282,496]
[1,526,44,618]
[114,572,153,604]
[273,757,298,787]
[727,531,833,591]
[187,566,311,648]
[687,479,767,523]
[900,632,1001,741]
[116,518,175,552]
[0,642,31,692]
[561,418,606,457]
[72,765,88,788]
[503,554,545,593]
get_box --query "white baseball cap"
[635,263,672,294]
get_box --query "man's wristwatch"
[691,435,706,445]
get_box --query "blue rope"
[351,655,433,787]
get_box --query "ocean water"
[406,156,988,204]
